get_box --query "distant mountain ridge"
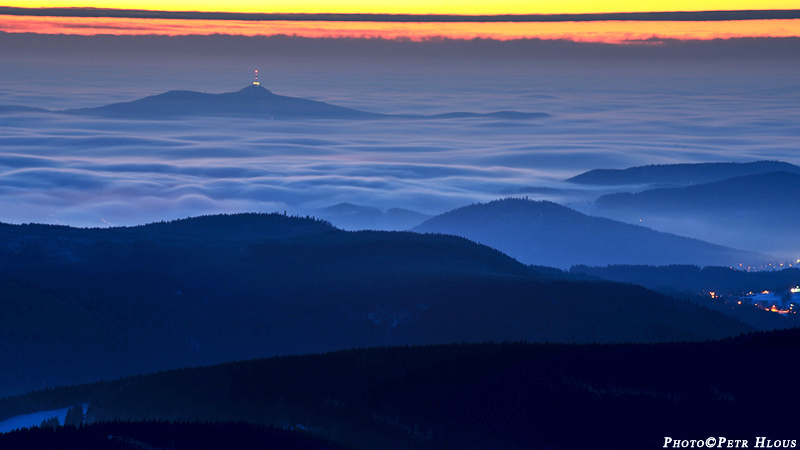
[413,198,768,268]
[595,170,800,213]
[0,105,49,114]
[0,84,550,120]
[64,85,378,119]
[315,203,431,230]
[567,160,800,186]
[592,171,800,255]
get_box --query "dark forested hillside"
[571,265,800,330]
[0,213,753,396]
[2,330,799,450]
[0,421,351,450]
[571,265,800,296]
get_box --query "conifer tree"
[64,405,84,427]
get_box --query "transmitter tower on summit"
[253,70,260,86]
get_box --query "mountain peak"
[237,84,273,95]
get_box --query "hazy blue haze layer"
[1,43,798,232]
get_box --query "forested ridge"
[2,329,798,449]
[0,213,753,396]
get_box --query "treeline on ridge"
[2,329,799,450]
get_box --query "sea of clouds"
[1,51,799,230]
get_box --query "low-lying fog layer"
[1,56,798,230]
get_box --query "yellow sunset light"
[3,0,800,15]
[4,16,798,42]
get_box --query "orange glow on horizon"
[2,1,800,15]
[2,15,799,43]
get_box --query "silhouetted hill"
[0,213,753,396]
[412,198,767,268]
[316,203,431,230]
[129,212,335,240]
[64,85,379,119]
[56,85,549,120]
[567,160,800,186]
[592,171,800,255]
[3,331,799,449]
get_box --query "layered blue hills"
[413,198,770,268]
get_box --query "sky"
[2,5,800,43]
[0,3,799,259]
[3,16,800,43]
[3,0,798,14]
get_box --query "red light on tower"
[253,70,260,86]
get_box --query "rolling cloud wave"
[1,57,798,228]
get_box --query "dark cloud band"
[1,6,799,22]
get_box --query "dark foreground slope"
[0,421,349,450]
[0,213,752,396]
[413,198,766,268]
[2,330,798,450]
